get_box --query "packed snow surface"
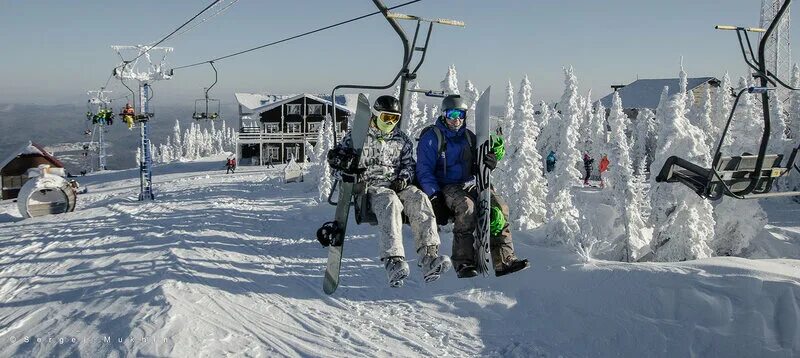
[0,156,798,357]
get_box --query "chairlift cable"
[171,0,423,71]
[153,0,240,45]
[114,0,222,72]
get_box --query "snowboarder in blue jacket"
[416,94,529,278]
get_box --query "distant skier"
[599,154,609,188]
[582,151,594,186]
[327,95,452,288]
[416,94,529,279]
[546,150,557,173]
[225,157,236,174]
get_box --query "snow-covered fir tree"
[317,114,335,202]
[405,82,423,140]
[506,78,548,230]
[788,65,800,192]
[501,79,515,135]
[590,101,607,162]
[173,120,183,160]
[605,92,648,261]
[679,58,695,115]
[648,89,715,262]
[695,83,715,151]
[710,77,768,256]
[650,86,670,166]
[631,108,655,173]
[440,64,460,95]
[463,79,480,133]
[726,77,762,154]
[506,75,532,161]
[537,101,556,159]
[545,67,583,248]
[712,73,733,141]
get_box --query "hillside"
[0,157,798,357]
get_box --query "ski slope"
[0,156,798,357]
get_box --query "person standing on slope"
[327,95,452,288]
[416,94,529,278]
[582,151,594,186]
[546,150,557,173]
[599,154,610,188]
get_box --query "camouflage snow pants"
[368,185,440,260]
[441,183,516,270]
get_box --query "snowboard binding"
[316,221,342,247]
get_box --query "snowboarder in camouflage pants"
[328,95,451,288]
[416,95,529,278]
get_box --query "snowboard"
[474,86,493,275]
[322,93,372,295]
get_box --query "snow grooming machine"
[317,0,464,295]
[656,0,800,200]
[192,61,221,121]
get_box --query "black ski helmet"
[373,95,401,113]
[441,94,467,111]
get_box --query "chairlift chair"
[193,62,221,120]
[326,0,465,226]
[656,0,800,200]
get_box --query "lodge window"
[307,104,323,115]
[286,104,301,115]
[286,123,302,133]
[266,147,280,159]
[265,123,280,133]
[308,122,320,132]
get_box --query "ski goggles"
[444,108,466,121]
[376,111,401,125]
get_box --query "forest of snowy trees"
[296,61,800,264]
[149,120,238,164]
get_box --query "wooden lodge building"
[234,93,353,165]
[1,141,65,200]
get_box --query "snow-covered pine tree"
[392,84,400,99]
[679,58,695,116]
[464,79,480,133]
[440,64,460,95]
[537,101,556,160]
[606,92,649,261]
[695,83,715,151]
[648,90,715,262]
[578,90,594,151]
[173,119,183,160]
[590,101,607,163]
[507,79,547,230]
[727,77,762,154]
[498,75,532,194]
[501,79,516,135]
[631,108,655,173]
[711,76,768,256]
[406,82,423,140]
[712,73,733,141]
[545,67,583,248]
[317,114,335,202]
[768,88,788,154]
[651,86,670,166]
[430,105,439,121]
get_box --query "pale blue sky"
[0,0,797,106]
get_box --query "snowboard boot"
[417,245,452,283]
[456,263,479,278]
[494,255,530,277]
[384,256,410,288]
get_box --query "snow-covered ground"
[1,155,799,357]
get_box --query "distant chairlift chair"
[192,62,221,121]
[656,1,800,200]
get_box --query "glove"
[327,147,359,173]
[483,152,498,170]
[491,134,506,161]
[429,193,450,226]
[389,178,408,193]
[490,206,507,236]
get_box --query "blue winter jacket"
[416,116,476,197]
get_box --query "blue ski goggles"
[444,108,466,121]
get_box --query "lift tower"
[112,45,173,201]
